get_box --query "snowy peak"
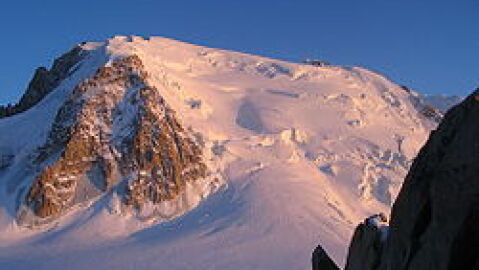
[0,36,462,269]
[18,54,222,225]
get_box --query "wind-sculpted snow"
[0,36,460,270]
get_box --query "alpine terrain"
[337,89,479,270]
[0,36,458,270]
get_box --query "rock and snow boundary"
[0,36,460,270]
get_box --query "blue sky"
[0,0,477,104]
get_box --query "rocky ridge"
[0,46,85,118]
[18,54,221,225]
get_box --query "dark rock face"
[344,214,388,270]
[381,90,479,270]
[312,245,339,270]
[0,46,84,118]
[336,89,479,270]
[327,89,479,270]
[20,55,210,223]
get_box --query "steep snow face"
[0,36,450,270]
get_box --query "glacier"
[0,36,458,270]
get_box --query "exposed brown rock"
[122,86,207,208]
[23,55,209,221]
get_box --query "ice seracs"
[0,35,460,270]
[339,89,479,270]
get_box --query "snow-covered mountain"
[0,36,458,270]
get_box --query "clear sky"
[0,0,477,104]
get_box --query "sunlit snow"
[0,36,458,270]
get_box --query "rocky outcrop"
[0,46,85,118]
[333,88,479,270]
[344,214,388,270]
[19,55,215,223]
[312,245,339,270]
[381,89,479,270]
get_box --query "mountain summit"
[0,36,457,270]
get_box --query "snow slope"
[0,36,448,269]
